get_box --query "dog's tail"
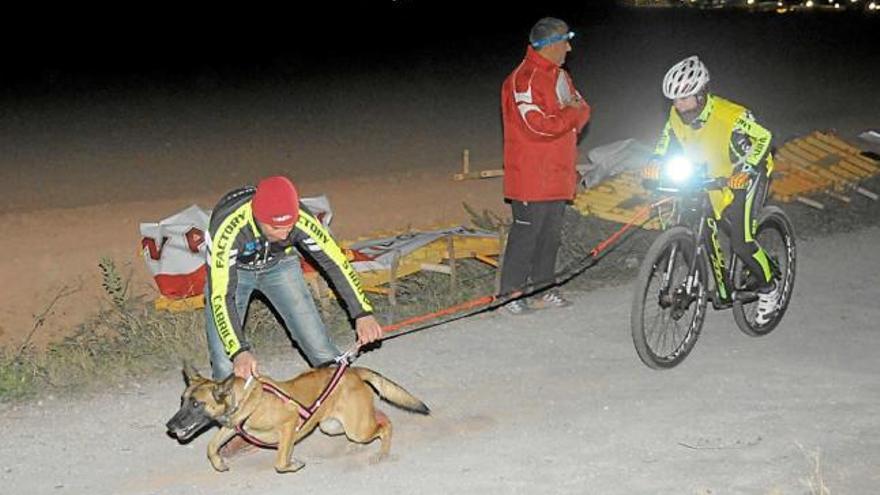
[351,367,430,415]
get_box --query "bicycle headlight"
[665,156,695,184]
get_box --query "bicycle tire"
[733,206,797,336]
[631,226,708,369]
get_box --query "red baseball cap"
[252,176,300,227]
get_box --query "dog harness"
[233,352,353,447]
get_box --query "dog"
[166,363,429,473]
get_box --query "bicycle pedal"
[732,290,759,304]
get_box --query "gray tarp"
[577,138,653,188]
[858,129,880,146]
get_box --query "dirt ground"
[1,224,878,494]
[1,6,879,493]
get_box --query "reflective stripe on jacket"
[501,46,591,201]
[206,187,373,358]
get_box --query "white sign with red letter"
[140,205,210,299]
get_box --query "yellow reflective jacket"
[654,95,774,218]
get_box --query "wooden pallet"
[344,234,500,290]
[302,227,501,303]
[572,171,663,230]
[771,131,879,207]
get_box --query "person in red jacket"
[499,17,591,315]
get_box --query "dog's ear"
[213,375,235,404]
[182,361,203,386]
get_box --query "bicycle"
[630,156,797,369]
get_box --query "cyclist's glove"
[727,172,750,190]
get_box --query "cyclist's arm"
[293,206,374,319]
[650,119,685,162]
[730,110,773,176]
[205,204,253,360]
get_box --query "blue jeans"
[204,256,340,380]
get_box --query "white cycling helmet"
[662,55,710,99]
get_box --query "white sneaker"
[755,281,781,325]
[539,290,573,309]
[503,299,533,316]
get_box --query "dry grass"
[798,442,832,495]
[0,251,499,402]
[0,258,284,401]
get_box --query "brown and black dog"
[166,364,429,473]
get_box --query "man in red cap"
[203,175,383,382]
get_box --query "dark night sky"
[2,1,876,111]
[4,1,874,91]
[1,1,877,212]
[0,2,618,98]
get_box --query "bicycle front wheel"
[631,226,708,369]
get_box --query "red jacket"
[501,46,591,201]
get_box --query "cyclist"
[644,55,780,324]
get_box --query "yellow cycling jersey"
[657,95,774,218]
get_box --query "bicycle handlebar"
[652,176,728,194]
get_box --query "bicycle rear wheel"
[631,226,708,369]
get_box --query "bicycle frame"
[657,178,771,311]
[695,209,739,309]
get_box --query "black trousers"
[719,172,773,289]
[499,200,566,295]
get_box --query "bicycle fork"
[657,226,706,310]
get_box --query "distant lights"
[806,0,814,5]
[870,1,877,9]
[747,0,754,3]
